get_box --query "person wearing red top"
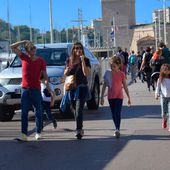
[10,40,50,141]
[100,56,131,138]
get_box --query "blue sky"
[0,0,170,32]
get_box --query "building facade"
[101,0,170,53]
[101,0,136,50]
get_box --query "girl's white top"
[41,83,54,102]
[155,78,170,97]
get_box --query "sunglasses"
[74,46,82,50]
[29,46,36,51]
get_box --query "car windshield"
[10,48,68,67]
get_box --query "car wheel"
[87,80,100,110]
[0,105,15,121]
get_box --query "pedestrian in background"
[123,48,129,76]
[10,40,50,141]
[128,50,138,83]
[100,56,131,138]
[159,42,170,64]
[62,42,91,139]
[136,51,143,81]
[155,64,170,131]
[41,75,57,130]
[140,47,153,91]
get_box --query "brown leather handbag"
[65,75,77,91]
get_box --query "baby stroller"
[151,71,160,91]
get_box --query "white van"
[0,43,101,121]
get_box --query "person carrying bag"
[60,42,91,140]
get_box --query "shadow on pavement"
[84,104,161,121]
[0,130,169,170]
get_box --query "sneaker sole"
[114,132,120,138]
[14,138,27,142]
[76,134,82,140]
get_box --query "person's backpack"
[144,53,152,66]
[130,55,136,65]
[144,53,152,72]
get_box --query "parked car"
[0,43,101,121]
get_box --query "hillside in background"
[0,18,74,44]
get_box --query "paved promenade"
[107,79,170,170]
[0,78,170,170]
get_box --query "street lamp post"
[158,9,162,42]
[163,0,167,44]
[29,5,33,42]
[154,16,158,49]
[49,0,54,43]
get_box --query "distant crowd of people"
[113,42,170,134]
[115,42,170,92]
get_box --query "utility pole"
[17,26,21,41]
[72,8,87,44]
[163,0,167,44]
[154,16,158,49]
[158,9,161,42]
[29,5,33,42]
[7,0,11,45]
[49,0,54,43]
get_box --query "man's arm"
[42,71,50,92]
[10,40,29,56]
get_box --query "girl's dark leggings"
[108,99,123,130]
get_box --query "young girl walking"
[155,64,170,131]
[100,56,131,138]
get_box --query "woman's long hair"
[159,64,170,82]
[70,42,85,65]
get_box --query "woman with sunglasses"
[10,40,50,141]
[63,42,91,139]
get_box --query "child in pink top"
[100,56,131,138]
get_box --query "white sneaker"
[15,133,28,141]
[114,130,120,138]
[35,133,41,140]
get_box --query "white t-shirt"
[41,83,54,102]
[155,78,170,97]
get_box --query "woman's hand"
[100,97,104,105]
[50,101,54,108]
[64,66,70,76]
[80,55,85,61]
[155,94,159,100]
[127,98,131,106]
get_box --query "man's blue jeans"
[21,88,42,135]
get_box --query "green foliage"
[0,18,93,45]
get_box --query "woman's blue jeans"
[108,99,123,130]
[71,87,87,130]
[21,88,42,135]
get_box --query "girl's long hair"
[70,42,85,65]
[109,55,122,70]
[159,64,170,82]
